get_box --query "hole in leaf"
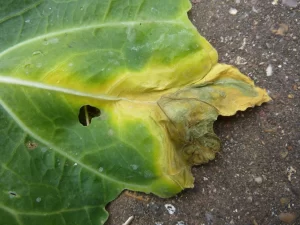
[78,105,101,126]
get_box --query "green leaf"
[0,0,270,224]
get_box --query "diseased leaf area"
[0,0,270,224]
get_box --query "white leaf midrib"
[0,76,156,104]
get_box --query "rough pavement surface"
[106,1,300,224]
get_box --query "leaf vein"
[0,20,182,57]
[0,0,43,24]
[134,0,145,19]
[102,0,112,22]
[1,163,30,186]
[0,99,149,189]
[0,76,156,104]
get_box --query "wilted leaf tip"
[156,63,270,190]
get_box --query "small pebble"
[205,212,214,223]
[266,64,273,76]
[235,56,247,65]
[176,221,186,225]
[282,0,298,8]
[229,8,238,15]
[247,196,253,203]
[164,204,176,215]
[293,85,298,91]
[287,166,296,181]
[254,176,263,184]
[288,94,295,99]
[280,150,289,159]
[279,212,297,224]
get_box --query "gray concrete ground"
[106,1,300,224]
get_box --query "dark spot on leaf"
[26,141,38,150]
[9,191,17,198]
[78,105,101,126]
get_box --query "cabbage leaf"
[0,0,270,224]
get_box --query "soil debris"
[272,23,289,36]
[279,212,297,224]
[122,216,134,225]
[280,197,290,206]
[125,191,149,202]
